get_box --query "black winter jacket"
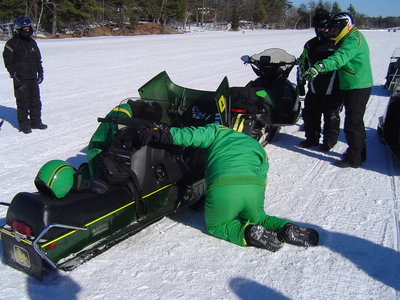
[299,37,339,95]
[3,33,43,81]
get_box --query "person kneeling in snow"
[138,123,319,251]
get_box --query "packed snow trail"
[0,29,399,299]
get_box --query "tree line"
[0,0,399,36]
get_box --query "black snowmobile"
[234,48,301,144]
[384,47,400,91]
[378,48,400,161]
[135,49,301,145]
[0,48,301,280]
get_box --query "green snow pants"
[204,184,289,246]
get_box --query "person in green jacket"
[87,100,162,178]
[303,12,373,168]
[138,123,319,251]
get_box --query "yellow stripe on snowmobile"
[142,184,172,199]
[112,107,132,118]
[232,114,245,132]
[40,200,136,248]
[0,229,33,246]
[41,184,172,248]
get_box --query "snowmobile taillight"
[231,108,247,113]
[45,242,57,250]
[11,220,32,236]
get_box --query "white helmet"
[328,12,355,44]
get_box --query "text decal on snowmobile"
[13,245,31,268]
[218,95,226,113]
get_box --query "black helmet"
[14,15,33,30]
[14,15,34,38]
[311,9,331,29]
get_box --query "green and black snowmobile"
[235,48,301,144]
[0,48,301,280]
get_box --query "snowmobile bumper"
[1,223,87,280]
[0,178,205,280]
[1,228,44,280]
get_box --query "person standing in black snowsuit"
[298,10,342,151]
[303,12,373,168]
[3,15,47,134]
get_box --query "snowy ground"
[0,29,399,299]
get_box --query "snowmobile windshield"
[249,48,297,81]
[250,48,297,65]
[391,48,400,59]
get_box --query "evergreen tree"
[0,0,25,22]
[331,1,340,13]
[347,3,356,17]
[230,0,241,30]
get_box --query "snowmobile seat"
[230,87,271,114]
[5,185,134,240]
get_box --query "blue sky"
[289,0,400,17]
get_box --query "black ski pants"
[14,79,42,130]
[342,87,371,165]
[302,91,343,147]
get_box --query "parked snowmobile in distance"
[235,48,301,144]
[384,47,400,92]
[378,77,400,161]
[378,48,400,162]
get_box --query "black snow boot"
[298,140,319,148]
[19,126,31,134]
[278,223,319,247]
[245,224,282,252]
[31,123,48,130]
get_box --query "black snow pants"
[302,91,343,147]
[342,87,372,165]
[14,79,42,130]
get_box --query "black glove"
[37,74,44,84]
[297,82,306,96]
[138,127,173,146]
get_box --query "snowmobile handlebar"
[241,56,298,67]
[97,117,149,128]
[97,116,167,130]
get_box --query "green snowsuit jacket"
[319,28,373,90]
[87,103,133,177]
[170,123,288,246]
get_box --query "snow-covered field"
[0,29,399,299]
